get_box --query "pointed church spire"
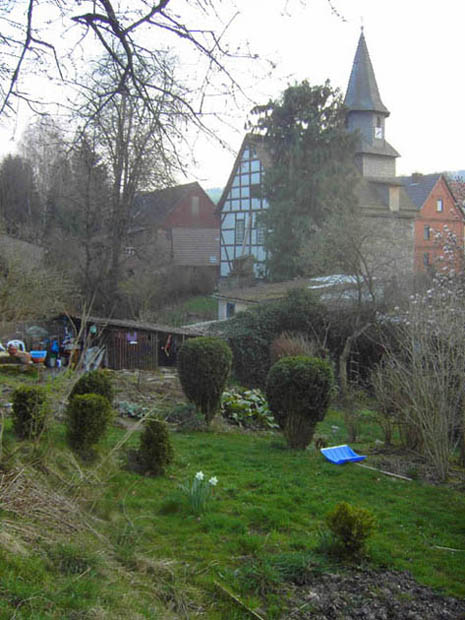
[344,29,389,116]
[344,29,399,178]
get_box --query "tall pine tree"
[250,80,359,281]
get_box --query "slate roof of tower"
[344,30,389,115]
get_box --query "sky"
[188,0,465,189]
[1,0,465,190]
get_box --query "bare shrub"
[375,269,465,480]
[270,331,325,366]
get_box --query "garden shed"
[52,315,202,371]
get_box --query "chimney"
[389,186,400,211]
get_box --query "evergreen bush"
[69,370,114,404]
[12,385,48,439]
[66,393,114,455]
[223,289,326,388]
[325,501,376,558]
[177,337,232,425]
[137,418,174,475]
[265,355,333,449]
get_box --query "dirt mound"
[287,567,465,619]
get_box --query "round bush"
[12,385,48,439]
[265,356,333,449]
[69,370,114,405]
[66,393,114,455]
[137,418,174,475]
[177,337,232,425]
[326,501,376,558]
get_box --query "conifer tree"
[249,80,359,281]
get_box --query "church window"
[191,196,199,216]
[436,198,444,212]
[423,252,430,266]
[424,225,430,241]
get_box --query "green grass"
[0,374,464,617]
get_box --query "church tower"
[344,29,399,178]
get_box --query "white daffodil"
[195,471,204,481]
[209,476,218,486]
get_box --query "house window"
[235,219,245,244]
[424,225,430,241]
[436,198,444,212]
[226,302,235,318]
[256,218,265,245]
[423,252,430,266]
[191,196,199,216]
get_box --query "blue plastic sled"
[320,444,366,465]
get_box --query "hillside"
[0,368,464,618]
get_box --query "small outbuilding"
[52,314,203,370]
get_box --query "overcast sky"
[1,0,464,190]
[190,0,465,188]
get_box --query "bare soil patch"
[287,567,465,619]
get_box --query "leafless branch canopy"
[0,0,257,122]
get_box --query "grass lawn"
[0,379,464,617]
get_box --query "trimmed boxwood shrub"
[66,393,114,455]
[12,385,48,439]
[69,370,114,405]
[265,355,333,449]
[177,337,232,425]
[223,288,326,389]
[137,418,174,476]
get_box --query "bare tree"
[0,238,72,322]
[74,53,182,314]
[303,206,411,441]
[0,1,260,125]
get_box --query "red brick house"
[400,174,464,273]
[129,181,220,271]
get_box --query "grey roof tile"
[344,31,389,115]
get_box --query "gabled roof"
[135,182,210,226]
[344,30,389,116]
[216,133,268,214]
[398,173,443,209]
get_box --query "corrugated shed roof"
[215,279,311,304]
[64,314,203,337]
[344,30,389,115]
